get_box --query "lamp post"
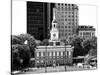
[45,43,48,73]
[64,40,67,71]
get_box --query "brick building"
[78,26,95,39]
[35,45,73,67]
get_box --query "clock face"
[53,34,56,37]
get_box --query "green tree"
[82,37,97,56]
[40,39,49,46]
[11,35,22,45]
[69,35,84,57]
[11,33,36,71]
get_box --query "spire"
[52,8,57,23]
[53,8,56,20]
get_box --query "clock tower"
[50,8,59,41]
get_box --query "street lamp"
[64,39,67,71]
[45,43,48,73]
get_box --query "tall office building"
[27,2,54,41]
[55,3,79,40]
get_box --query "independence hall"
[35,8,74,67]
[27,2,96,67]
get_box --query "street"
[13,66,96,75]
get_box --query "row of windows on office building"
[79,32,95,36]
[56,3,77,6]
[56,5,78,8]
[56,8,78,11]
[58,22,78,25]
[57,11,78,14]
[59,25,73,28]
[36,51,71,57]
[59,32,73,36]
[56,13,78,17]
[57,18,78,22]
[59,29,73,32]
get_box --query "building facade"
[35,45,73,67]
[27,2,55,41]
[55,3,79,40]
[78,26,95,39]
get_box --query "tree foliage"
[40,39,49,46]
[82,37,97,56]
[11,34,36,71]
[68,35,97,57]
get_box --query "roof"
[78,28,95,31]
[35,45,74,52]
[78,26,95,31]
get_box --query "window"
[56,42,60,46]
[41,60,43,63]
[61,15,64,17]
[41,52,43,56]
[65,4,67,6]
[39,52,41,56]
[43,52,45,56]
[69,33,71,36]
[69,30,71,32]
[65,19,67,21]
[37,61,39,63]
[61,3,63,6]
[65,26,67,28]
[63,52,65,56]
[61,52,63,56]
[49,42,53,46]
[65,33,67,36]
[57,52,59,56]
[53,52,55,56]
[61,26,64,28]
[37,52,39,57]
[92,32,94,36]
[80,32,82,35]
[68,26,71,28]
[54,24,55,27]
[68,52,71,56]
[61,19,64,21]
[58,3,60,6]
[48,52,49,56]
[49,52,52,56]
[61,23,64,25]
[65,12,67,14]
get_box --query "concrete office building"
[55,3,79,40]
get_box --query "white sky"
[12,0,97,36]
[79,5,97,29]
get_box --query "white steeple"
[50,8,59,41]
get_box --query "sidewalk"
[12,66,96,75]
